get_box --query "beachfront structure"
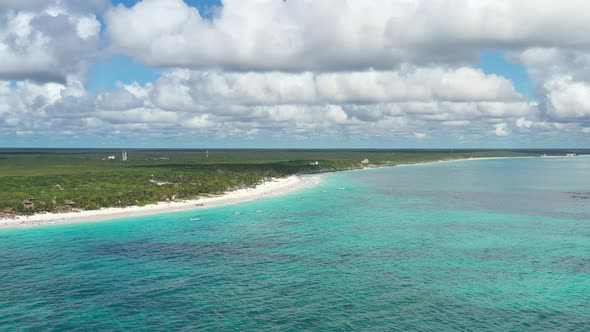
[149,179,172,186]
[23,199,34,209]
[566,153,577,157]
[361,159,370,165]
[122,151,128,161]
[107,155,115,160]
[309,161,319,166]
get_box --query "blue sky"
[112,0,221,9]
[476,51,536,101]
[89,56,162,91]
[3,0,590,148]
[111,0,221,15]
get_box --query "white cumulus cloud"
[0,3,102,82]
[106,0,590,71]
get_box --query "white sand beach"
[1,175,322,229]
[394,156,539,167]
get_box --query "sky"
[1,0,590,148]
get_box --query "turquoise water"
[1,157,589,330]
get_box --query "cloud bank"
[105,0,590,71]
[3,0,590,146]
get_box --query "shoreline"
[392,155,538,167]
[1,175,321,229]
[0,155,574,229]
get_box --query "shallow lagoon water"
[1,157,589,330]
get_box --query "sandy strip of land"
[394,156,539,167]
[0,175,322,229]
[1,155,579,229]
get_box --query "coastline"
[1,155,571,229]
[342,156,542,174]
[392,155,539,167]
[1,175,321,229]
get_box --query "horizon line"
[1,147,589,151]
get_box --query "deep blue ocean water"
[1,157,589,330]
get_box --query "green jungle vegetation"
[0,149,587,215]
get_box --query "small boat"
[189,218,200,221]
[338,187,346,190]
[256,210,265,213]
[233,211,242,215]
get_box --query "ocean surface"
[1,157,589,331]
